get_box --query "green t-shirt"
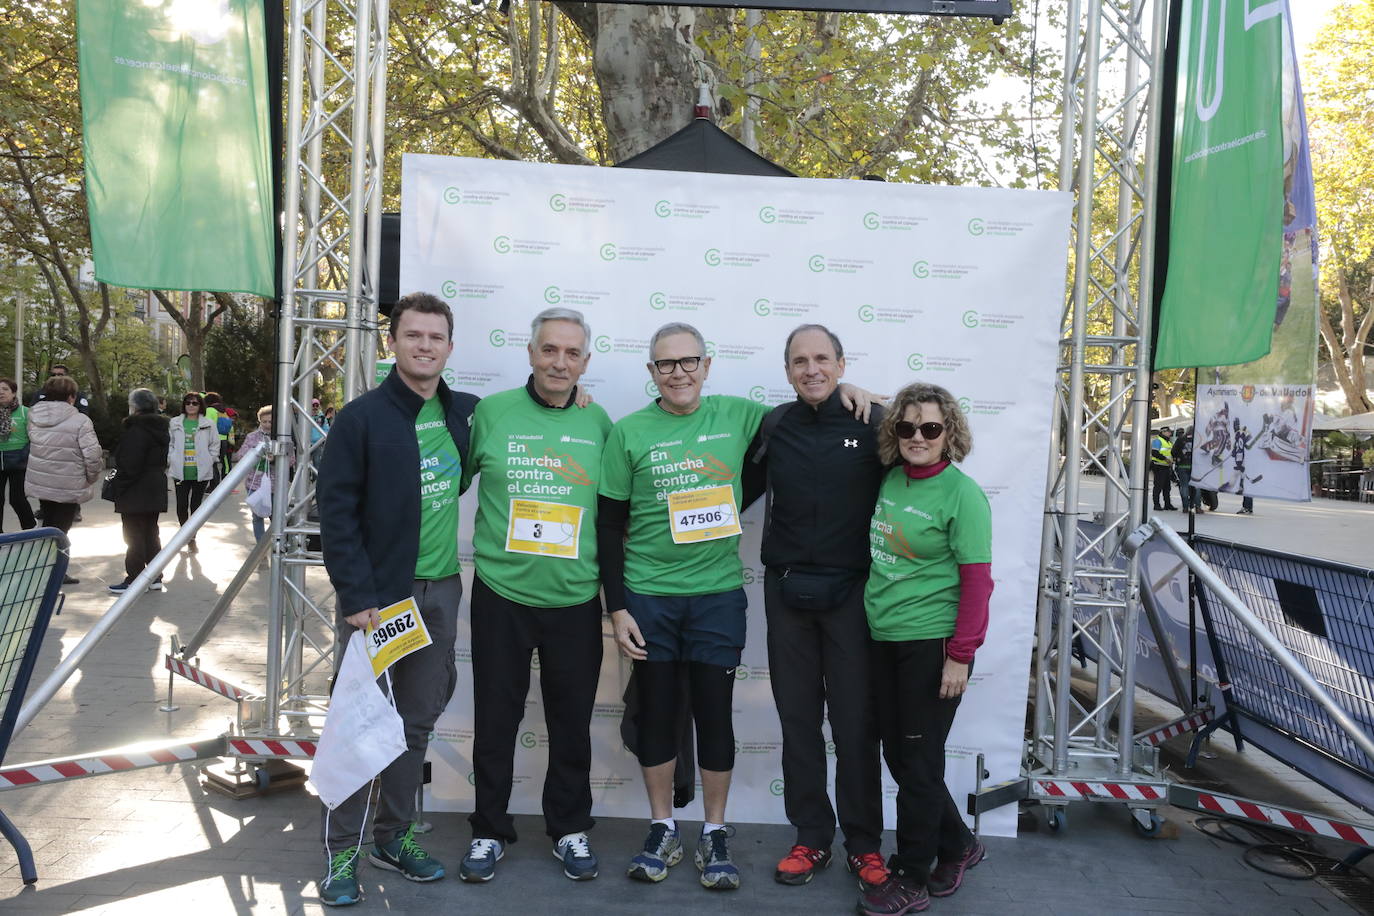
[599,394,768,597]
[183,417,199,481]
[464,387,612,607]
[865,464,992,642]
[414,397,462,580]
[0,405,29,452]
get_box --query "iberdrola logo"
[441,280,458,298]
[649,291,668,310]
[857,304,875,323]
[493,235,512,254]
[543,285,561,304]
[808,255,826,273]
[704,248,722,267]
[912,260,930,279]
[967,217,986,236]
[654,200,672,218]
[442,186,461,205]
[549,193,568,212]
[862,211,880,230]
[962,310,980,328]
[758,205,777,224]
[753,298,771,316]
[600,243,618,261]
[907,353,925,371]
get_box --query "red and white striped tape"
[1035,779,1164,801]
[165,655,250,701]
[228,738,318,759]
[1192,792,1374,847]
[1138,711,1213,747]
[0,740,223,789]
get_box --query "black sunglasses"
[895,420,945,440]
[184,399,202,406]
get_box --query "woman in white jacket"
[167,392,220,554]
[26,375,103,584]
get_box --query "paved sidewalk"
[0,493,1370,914]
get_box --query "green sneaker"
[320,846,363,907]
[368,824,446,882]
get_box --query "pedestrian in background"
[0,378,38,533]
[235,405,275,542]
[25,375,102,584]
[168,392,219,554]
[109,388,170,594]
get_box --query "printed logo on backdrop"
[758,205,822,226]
[912,260,979,280]
[964,399,1015,417]
[961,310,1024,331]
[519,730,550,749]
[593,336,649,355]
[548,192,612,214]
[543,285,611,307]
[711,342,766,362]
[643,380,659,397]
[769,778,785,796]
[487,328,533,348]
[732,664,770,681]
[434,726,473,745]
[599,242,664,264]
[736,738,783,756]
[648,291,714,313]
[440,281,504,301]
[858,304,923,325]
[442,186,510,206]
[704,248,770,268]
[752,297,821,319]
[492,235,559,256]
[863,210,929,232]
[967,216,1033,238]
[749,385,795,406]
[907,353,971,374]
[591,703,626,721]
[654,199,720,220]
[808,254,873,275]
[589,775,634,790]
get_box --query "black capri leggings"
[633,660,737,772]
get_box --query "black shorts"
[624,586,747,667]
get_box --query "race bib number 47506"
[365,597,433,677]
[667,485,742,544]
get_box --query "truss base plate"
[200,758,308,800]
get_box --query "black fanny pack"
[779,567,859,611]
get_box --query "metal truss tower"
[257,0,1170,813]
[1028,0,1172,829]
[251,0,390,748]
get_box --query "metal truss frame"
[1029,0,1174,819]
[250,0,1173,803]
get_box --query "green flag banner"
[1155,0,1285,369]
[78,0,275,297]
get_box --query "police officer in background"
[1149,426,1176,511]
[756,324,889,892]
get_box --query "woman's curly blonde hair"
[877,381,973,467]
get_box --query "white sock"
[652,817,676,833]
[702,821,726,837]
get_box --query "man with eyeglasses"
[597,322,874,892]
[754,324,888,892]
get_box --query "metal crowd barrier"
[0,529,70,885]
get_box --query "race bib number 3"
[505,499,582,559]
[667,485,742,544]
[365,597,433,677]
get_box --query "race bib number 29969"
[365,596,433,677]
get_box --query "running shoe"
[774,844,832,885]
[627,822,682,883]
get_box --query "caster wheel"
[254,767,272,790]
[1046,807,1067,833]
[1133,811,1164,837]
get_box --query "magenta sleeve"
[948,562,993,664]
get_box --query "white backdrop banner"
[401,154,1071,840]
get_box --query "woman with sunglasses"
[167,393,221,553]
[859,382,992,916]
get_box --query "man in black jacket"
[758,325,888,891]
[315,292,477,907]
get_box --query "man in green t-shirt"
[315,293,478,907]
[597,322,770,892]
[457,308,611,885]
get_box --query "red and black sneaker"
[846,852,890,892]
[857,873,929,916]
[774,844,832,885]
[927,840,985,897]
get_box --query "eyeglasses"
[895,420,945,440]
[184,400,202,406]
[651,356,703,375]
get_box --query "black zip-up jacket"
[759,389,886,574]
[317,367,478,615]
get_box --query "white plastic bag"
[246,472,273,517]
